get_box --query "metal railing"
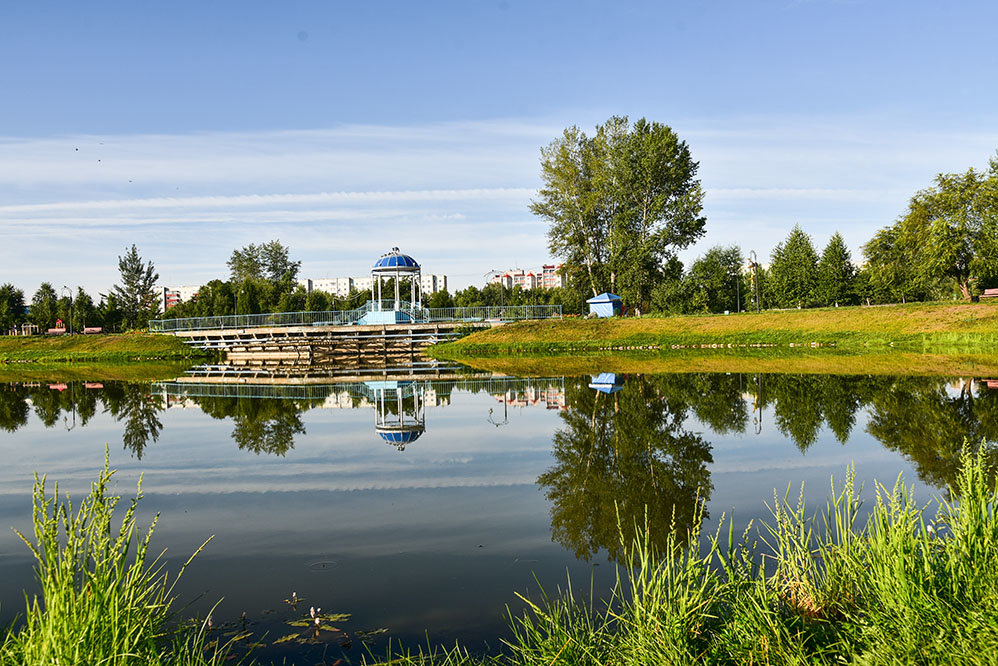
[149,303,562,333]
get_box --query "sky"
[1,0,997,296]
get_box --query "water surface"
[1,369,994,663]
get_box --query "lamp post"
[749,251,761,314]
[483,269,505,317]
[62,286,74,335]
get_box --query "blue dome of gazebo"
[377,429,424,444]
[373,248,420,271]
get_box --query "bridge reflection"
[153,364,566,451]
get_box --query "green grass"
[430,301,998,358]
[441,350,998,378]
[0,333,206,364]
[0,452,229,666]
[0,360,196,383]
[371,442,998,665]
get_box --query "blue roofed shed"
[586,292,622,318]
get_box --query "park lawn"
[431,301,998,357]
[0,333,205,364]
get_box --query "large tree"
[768,225,818,308]
[531,116,706,310]
[228,240,301,284]
[30,282,59,330]
[893,163,998,300]
[681,245,744,313]
[111,245,160,329]
[0,283,26,332]
[815,232,856,306]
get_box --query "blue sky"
[1,0,997,295]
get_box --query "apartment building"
[489,264,565,290]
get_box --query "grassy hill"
[0,333,205,364]
[430,301,998,358]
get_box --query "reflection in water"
[2,374,996,493]
[540,374,713,562]
[370,381,425,450]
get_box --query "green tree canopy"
[815,232,856,306]
[681,245,744,313]
[897,164,998,300]
[768,225,818,308]
[30,282,59,330]
[228,240,301,284]
[531,116,706,311]
[0,283,26,332]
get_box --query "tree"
[426,288,454,309]
[30,282,59,330]
[680,245,744,313]
[891,165,998,300]
[228,240,300,284]
[815,232,856,306]
[111,245,159,329]
[0,283,26,332]
[531,116,706,310]
[768,225,818,308]
[71,287,97,329]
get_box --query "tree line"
[1,245,159,333]
[534,116,998,314]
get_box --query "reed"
[0,451,227,666]
[370,442,998,665]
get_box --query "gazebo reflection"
[366,380,426,451]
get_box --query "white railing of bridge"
[149,303,562,333]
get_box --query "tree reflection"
[0,384,30,432]
[866,377,998,490]
[539,375,713,563]
[194,396,313,456]
[102,383,164,460]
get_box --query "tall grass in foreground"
[0,453,227,666]
[373,442,998,665]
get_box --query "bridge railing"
[149,303,562,333]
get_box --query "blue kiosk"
[359,248,423,325]
[586,292,622,318]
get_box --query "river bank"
[430,301,998,359]
[0,333,205,365]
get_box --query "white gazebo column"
[394,268,401,310]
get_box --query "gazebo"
[359,247,423,325]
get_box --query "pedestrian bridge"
[148,301,561,357]
[149,300,561,333]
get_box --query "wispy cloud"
[2,115,995,294]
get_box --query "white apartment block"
[161,285,201,309]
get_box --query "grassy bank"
[375,444,998,665]
[430,301,998,358]
[0,333,205,364]
[445,350,998,378]
[0,455,226,665]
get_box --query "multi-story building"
[161,285,201,310]
[489,264,564,290]
[299,274,447,299]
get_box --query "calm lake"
[1,364,995,663]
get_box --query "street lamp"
[748,251,761,314]
[483,269,505,316]
[62,286,74,335]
